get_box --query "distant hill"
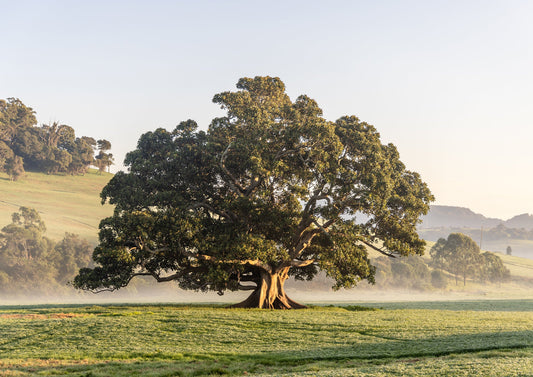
[505,213,533,229]
[0,169,114,244]
[419,205,533,230]
[418,205,533,259]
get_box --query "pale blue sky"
[2,1,532,219]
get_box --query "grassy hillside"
[0,170,114,245]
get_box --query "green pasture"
[1,301,532,376]
[0,169,113,244]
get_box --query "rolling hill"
[418,205,533,259]
[419,205,533,229]
[0,169,114,244]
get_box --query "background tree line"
[0,207,514,296]
[0,207,93,295]
[366,233,510,291]
[430,233,510,286]
[0,98,113,180]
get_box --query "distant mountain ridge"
[419,205,533,230]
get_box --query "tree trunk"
[231,268,306,309]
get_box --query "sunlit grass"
[0,169,113,244]
[0,303,532,376]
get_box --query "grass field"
[0,169,114,244]
[1,301,533,376]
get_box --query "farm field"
[1,301,533,376]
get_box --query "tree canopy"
[430,233,509,285]
[0,98,112,177]
[74,76,434,308]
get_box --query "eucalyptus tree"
[0,98,37,143]
[74,76,433,308]
[95,139,114,173]
[480,251,510,284]
[430,233,481,286]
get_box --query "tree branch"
[291,228,321,259]
[200,255,272,272]
[238,284,257,291]
[220,142,246,195]
[312,218,335,237]
[291,259,315,267]
[359,239,397,258]
[244,176,262,196]
[88,272,152,293]
[150,272,181,282]
[187,201,236,222]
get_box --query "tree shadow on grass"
[277,330,533,362]
[4,331,533,376]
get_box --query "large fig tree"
[74,76,433,308]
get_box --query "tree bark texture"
[231,268,306,309]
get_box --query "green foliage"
[75,76,433,306]
[95,139,114,173]
[0,140,14,172]
[53,233,93,284]
[0,98,112,176]
[0,98,37,142]
[430,233,510,286]
[480,251,510,284]
[4,155,24,181]
[0,207,93,294]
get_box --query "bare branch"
[302,188,328,215]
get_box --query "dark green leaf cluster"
[0,98,112,179]
[75,76,434,295]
